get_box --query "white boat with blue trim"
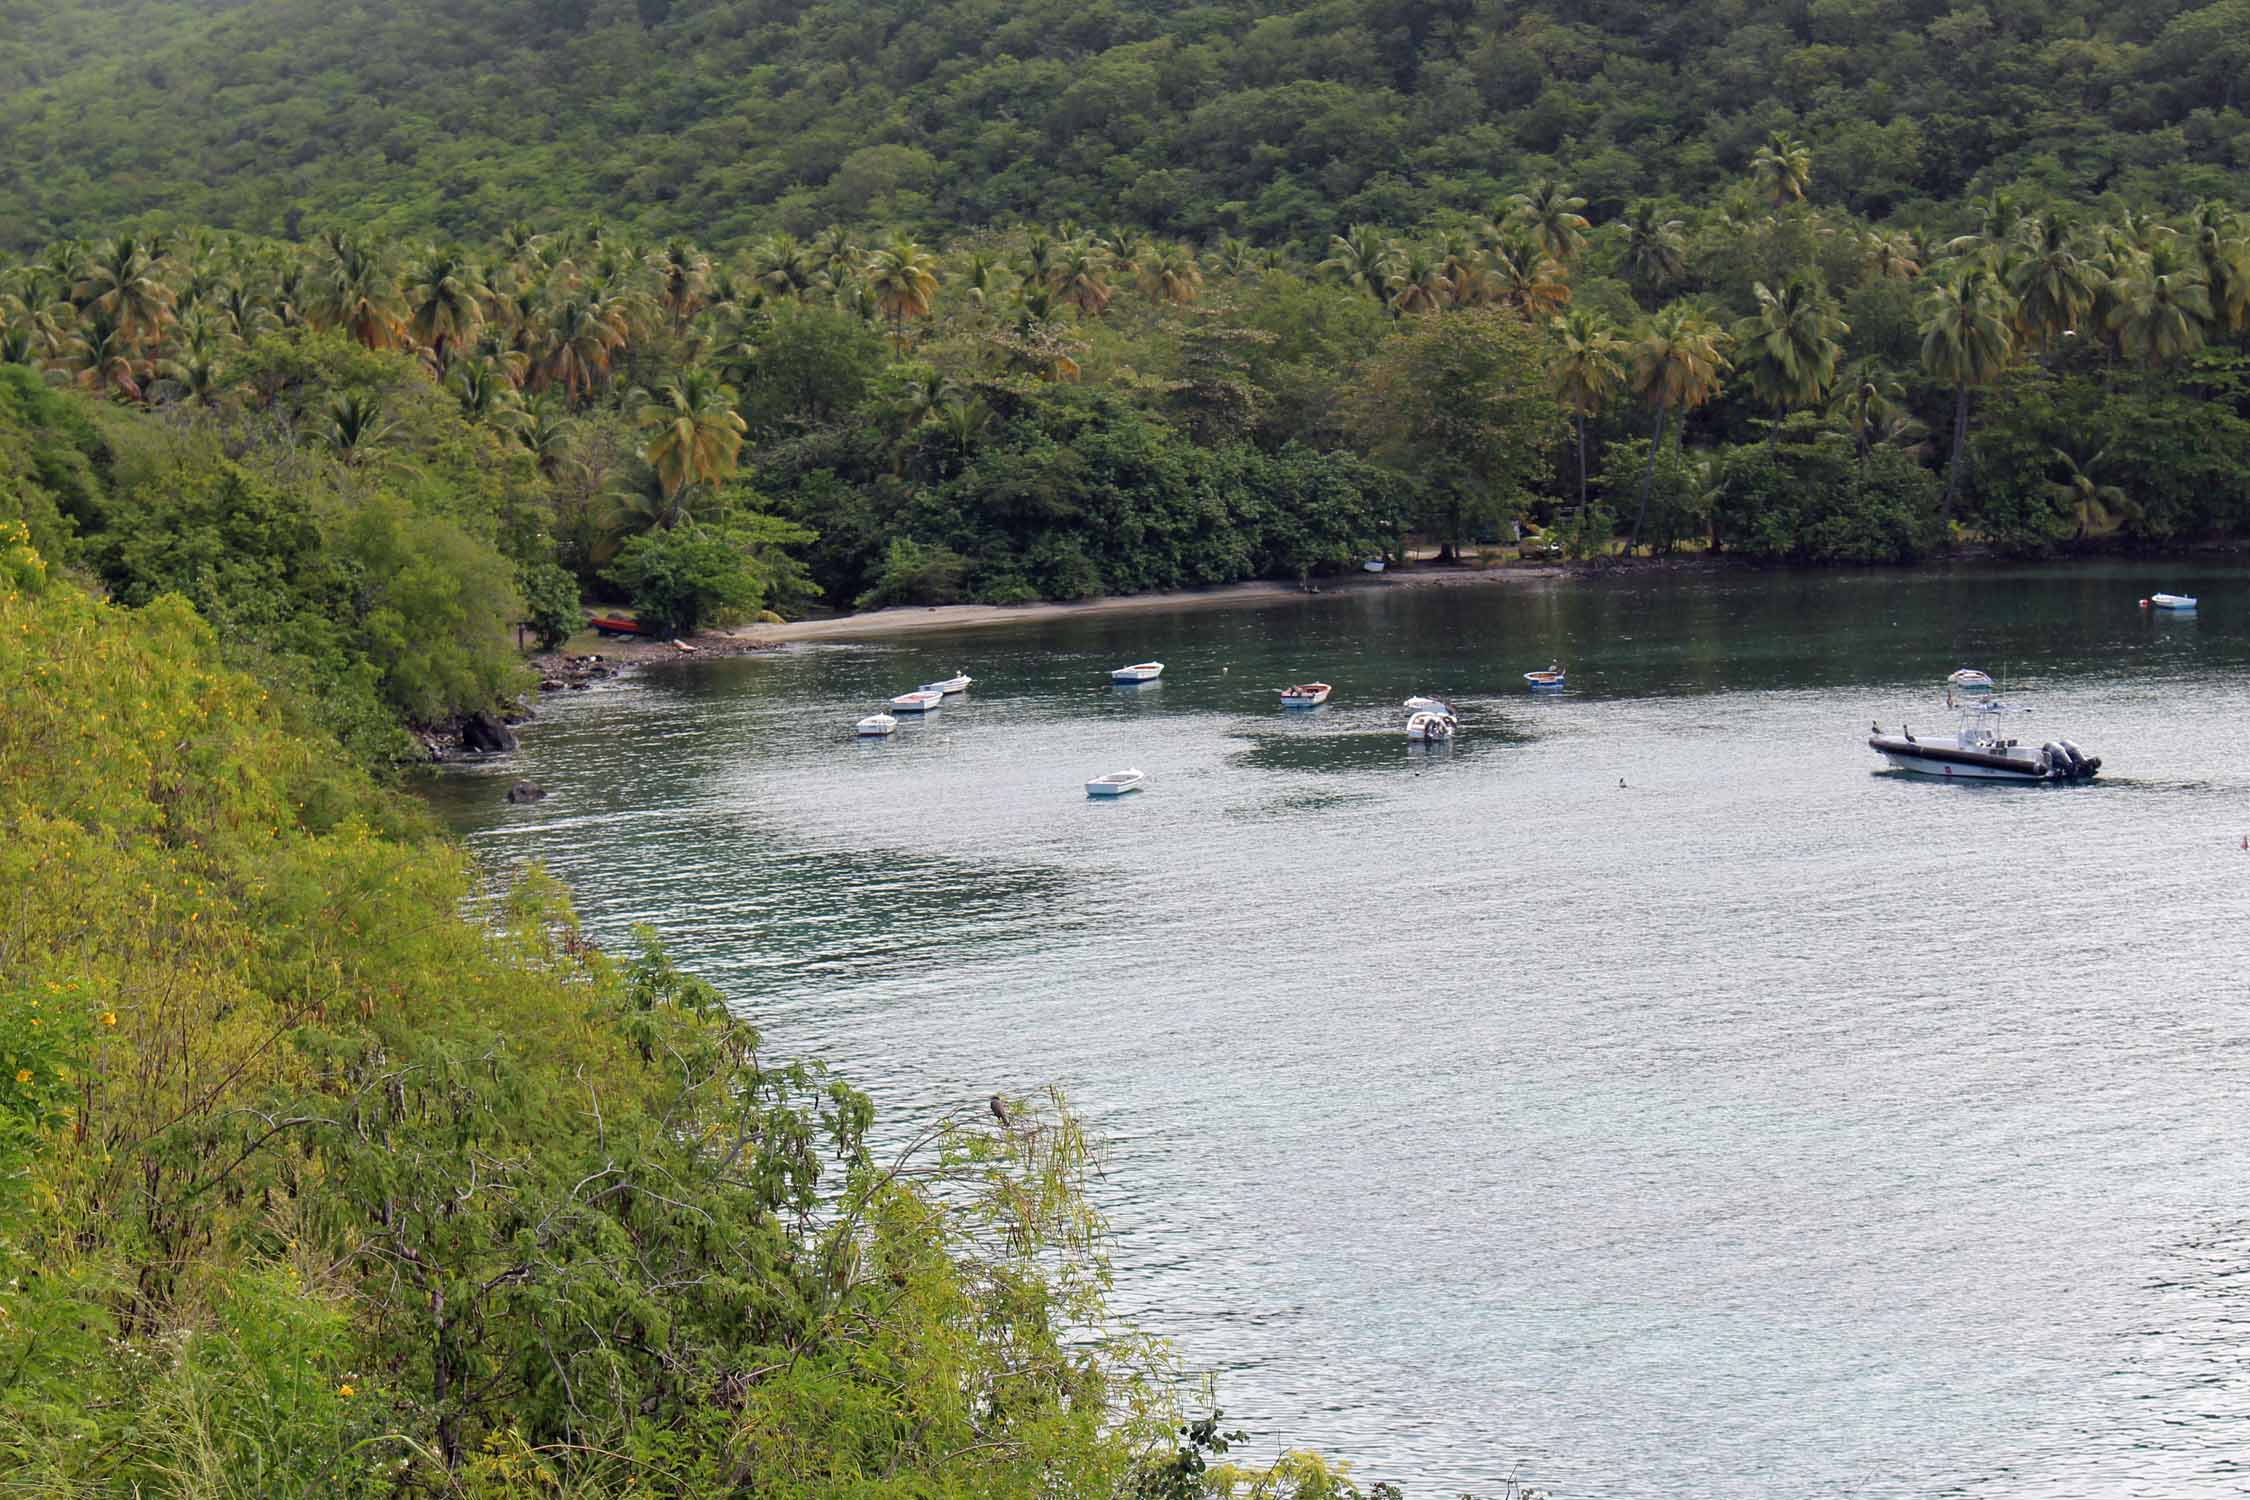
[2143,593,2198,611]
[922,672,973,694]
[1111,662,1164,683]
[1086,768,1146,796]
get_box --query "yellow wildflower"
[14,1070,29,1084]
[337,1383,355,1398]
[99,1011,117,1027]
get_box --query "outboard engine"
[2039,742,2067,779]
[2056,739,2088,778]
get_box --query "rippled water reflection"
[422,563,2250,1498]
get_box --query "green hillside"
[4,0,2250,250]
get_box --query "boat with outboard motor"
[1868,670,2099,782]
[2143,593,2198,611]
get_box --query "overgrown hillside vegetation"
[1,532,1418,1498]
[2,0,2248,248]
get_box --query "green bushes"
[0,557,1193,1499]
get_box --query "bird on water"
[989,1093,1010,1127]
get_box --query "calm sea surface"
[420,562,2250,1500]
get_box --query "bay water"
[421,562,2250,1499]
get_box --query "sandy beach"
[585,561,1579,658]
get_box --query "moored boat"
[1086,768,1146,797]
[1869,671,2100,782]
[922,672,973,694]
[856,713,898,737]
[2143,593,2198,611]
[889,689,944,713]
[1523,662,1566,690]
[1111,662,1165,683]
[1362,558,1387,573]
[1407,709,1458,743]
[1279,681,1332,707]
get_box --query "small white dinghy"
[1086,768,1146,797]
[2143,593,2198,611]
[889,689,944,713]
[1407,709,1458,743]
[922,672,973,694]
[856,713,898,737]
[1523,662,1566,690]
[1111,662,1164,683]
[1279,682,1332,708]
[1362,558,1387,573]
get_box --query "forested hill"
[4,0,2250,252]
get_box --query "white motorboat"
[922,672,973,694]
[1523,662,1566,690]
[1279,682,1332,708]
[889,689,944,713]
[1086,769,1146,797]
[856,714,898,737]
[1111,662,1165,683]
[1407,709,1458,743]
[2143,593,2198,611]
[1362,558,1387,573]
[1869,673,2100,782]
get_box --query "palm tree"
[317,235,407,351]
[1552,309,1625,514]
[1863,230,1922,281]
[2107,261,2212,367]
[749,233,818,302]
[1053,243,1115,318]
[326,392,397,465]
[1919,268,2017,516]
[2189,203,2250,335]
[1506,179,1592,265]
[1732,277,1848,438]
[1943,190,2026,260]
[449,358,521,427]
[536,293,631,403]
[515,396,576,480]
[1487,231,1571,320]
[404,248,487,373]
[1623,202,1689,295]
[1827,363,1919,463]
[74,235,174,347]
[1320,225,1400,302]
[1626,303,1731,553]
[1386,246,1453,316]
[648,239,712,328]
[1207,237,1258,280]
[67,308,152,403]
[958,250,1008,313]
[1749,132,1812,206]
[638,370,746,503]
[2046,445,2138,540]
[865,236,942,350]
[2006,218,2099,349]
[1139,243,1204,306]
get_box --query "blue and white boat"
[1523,662,1566,690]
[1111,662,1164,684]
[2143,593,2197,611]
[1871,672,2100,782]
[922,672,973,694]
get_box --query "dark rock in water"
[462,711,517,754]
[505,779,546,804]
[568,680,591,690]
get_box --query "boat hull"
[856,716,897,737]
[1868,736,2097,781]
[890,693,942,712]
[1523,672,1565,689]
[922,675,972,694]
[1111,664,1164,683]
[1280,684,1331,707]
[1086,775,1144,796]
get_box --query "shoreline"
[558,563,1578,664]
[547,541,2250,667]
